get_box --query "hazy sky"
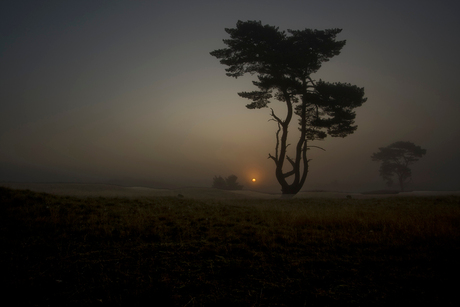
[1,0,459,192]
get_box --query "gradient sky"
[1,0,459,192]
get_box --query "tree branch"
[283,170,295,178]
[282,155,296,178]
[269,108,283,124]
[307,76,317,88]
[286,155,296,167]
[268,119,282,162]
[307,145,326,151]
[268,153,278,163]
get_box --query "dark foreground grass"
[2,187,460,306]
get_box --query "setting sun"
[252,178,256,182]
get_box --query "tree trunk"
[276,154,309,195]
[270,91,312,196]
[399,176,404,192]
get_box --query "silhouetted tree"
[371,141,427,192]
[212,175,243,190]
[225,175,244,190]
[210,21,367,195]
[212,176,227,189]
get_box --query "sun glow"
[252,178,256,182]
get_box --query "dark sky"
[1,0,459,192]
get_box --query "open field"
[2,185,460,306]
[2,182,460,199]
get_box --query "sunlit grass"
[2,187,460,306]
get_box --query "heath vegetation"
[2,186,460,306]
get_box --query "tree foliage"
[212,175,243,190]
[371,141,427,191]
[210,20,367,195]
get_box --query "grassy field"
[2,186,460,306]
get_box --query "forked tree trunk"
[275,149,309,196]
[270,97,310,196]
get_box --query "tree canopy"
[212,175,243,190]
[371,141,427,191]
[211,20,367,195]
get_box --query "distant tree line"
[212,175,243,190]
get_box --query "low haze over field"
[1,0,459,192]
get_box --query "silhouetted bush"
[212,175,243,190]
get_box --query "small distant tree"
[225,175,244,190]
[212,176,227,189]
[371,141,427,192]
[212,175,243,190]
